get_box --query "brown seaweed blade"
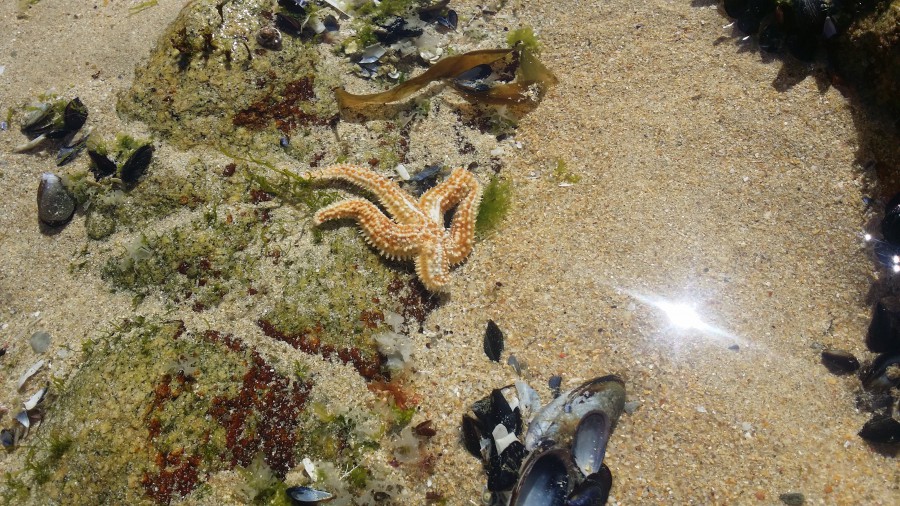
[335,48,524,108]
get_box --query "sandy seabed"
[1,0,899,504]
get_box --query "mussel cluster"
[721,0,836,61]
[461,375,626,505]
[823,196,900,446]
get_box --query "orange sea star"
[307,164,482,292]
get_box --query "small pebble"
[548,375,562,398]
[696,405,708,413]
[728,344,740,351]
[623,400,641,415]
[778,492,805,505]
[29,331,51,353]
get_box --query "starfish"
[306,164,482,292]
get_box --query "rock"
[37,173,76,227]
[29,331,51,353]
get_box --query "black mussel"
[881,193,900,247]
[322,15,339,33]
[785,32,817,61]
[120,144,154,186]
[436,10,458,30]
[375,17,423,45]
[525,375,625,451]
[286,485,334,504]
[462,413,486,459]
[567,466,612,506]
[484,319,504,362]
[859,353,900,392]
[758,22,784,52]
[0,429,14,448]
[820,349,860,375]
[489,388,522,436]
[57,130,90,167]
[88,150,117,180]
[787,0,827,35]
[866,299,900,354]
[487,439,527,492]
[37,173,76,228]
[723,0,749,19]
[278,0,308,15]
[21,103,53,135]
[62,97,88,133]
[510,448,573,506]
[571,410,612,477]
[276,12,304,36]
[736,0,775,35]
[455,64,495,93]
[857,413,900,445]
[257,25,283,50]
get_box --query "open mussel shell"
[525,375,626,451]
[487,439,527,492]
[121,144,154,186]
[509,447,577,506]
[88,150,117,180]
[286,485,334,504]
[63,98,88,133]
[571,410,612,477]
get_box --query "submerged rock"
[37,173,76,227]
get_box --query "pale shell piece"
[17,360,45,390]
[24,387,48,410]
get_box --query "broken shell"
[571,410,612,477]
[0,429,13,448]
[17,359,45,390]
[483,319,504,362]
[88,149,117,180]
[359,44,386,64]
[62,97,88,133]
[37,173,76,227]
[286,485,334,504]
[15,410,30,429]
[24,387,48,410]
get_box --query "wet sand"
[1,0,898,504]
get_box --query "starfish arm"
[308,164,424,225]
[414,240,451,292]
[418,168,479,222]
[314,199,422,260]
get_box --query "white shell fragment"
[395,164,410,181]
[24,387,48,410]
[15,410,30,429]
[492,423,518,455]
[17,359,45,390]
[302,457,318,481]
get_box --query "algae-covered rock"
[6,320,312,505]
[119,0,341,153]
[830,1,900,118]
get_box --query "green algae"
[552,158,581,184]
[119,0,341,155]
[475,175,512,238]
[100,205,261,309]
[8,320,247,504]
[506,26,541,54]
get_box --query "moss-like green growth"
[101,206,261,309]
[552,158,581,184]
[128,0,158,16]
[507,26,541,54]
[476,175,512,238]
[119,0,341,156]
